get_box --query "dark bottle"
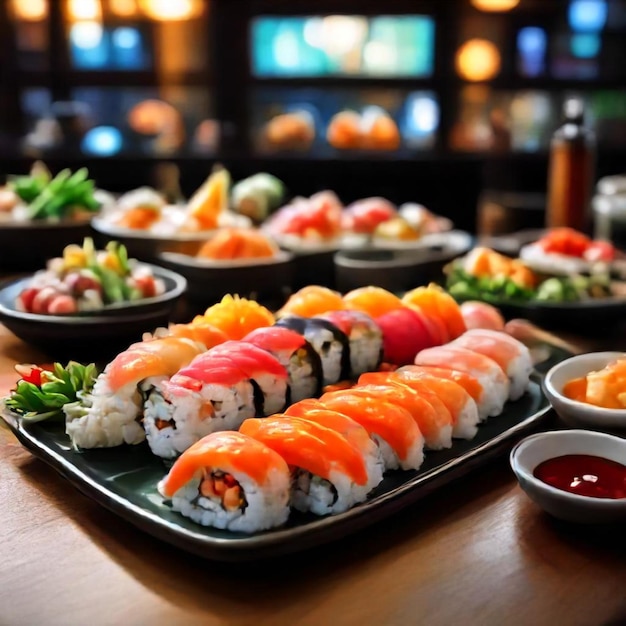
[546,98,596,233]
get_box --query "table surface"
[2,324,626,626]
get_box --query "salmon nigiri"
[450,329,532,401]
[318,390,425,471]
[158,431,291,533]
[240,415,372,515]
[393,367,480,439]
[348,380,453,451]
[414,345,510,417]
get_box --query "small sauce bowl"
[543,351,626,430]
[510,429,626,523]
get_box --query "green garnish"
[9,165,101,221]
[5,362,98,423]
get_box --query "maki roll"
[315,310,383,379]
[158,431,291,533]
[240,415,371,515]
[284,401,384,491]
[275,315,350,386]
[64,337,206,449]
[205,341,289,415]
[143,353,257,459]
[243,326,323,403]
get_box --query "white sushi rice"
[143,380,255,459]
[373,433,425,472]
[425,423,454,451]
[159,468,290,533]
[252,372,288,416]
[452,398,480,440]
[286,349,320,403]
[304,327,345,386]
[347,324,383,378]
[291,468,373,516]
[64,373,159,449]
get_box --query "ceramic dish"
[0,344,570,561]
[543,351,626,429]
[0,265,186,360]
[334,231,473,293]
[510,429,626,524]
[0,218,93,272]
[157,250,295,307]
[2,375,551,562]
[91,217,224,263]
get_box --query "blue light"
[81,126,123,156]
[112,27,140,50]
[570,32,601,58]
[517,26,547,77]
[568,0,608,32]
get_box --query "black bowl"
[0,264,187,361]
[157,250,295,311]
[334,230,473,293]
[0,218,94,272]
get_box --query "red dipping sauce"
[533,454,626,500]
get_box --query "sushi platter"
[0,283,574,561]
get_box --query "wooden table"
[2,325,626,626]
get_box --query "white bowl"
[510,429,626,523]
[543,351,626,430]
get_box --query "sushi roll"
[318,391,425,471]
[414,345,510,417]
[357,372,455,449]
[449,329,533,401]
[243,326,323,403]
[275,315,350,386]
[239,415,371,516]
[315,310,383,378]
[158,431,291,533]
[394,367,480,440]
[204,341,289,415]
[143,352,257,460]
[284,401,384,491]
[64,337,206,449]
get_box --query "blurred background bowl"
[0,218,94,273]
[157,249,294,312]
[334,230,472,292]
[91,217,215,264]
[0,264,187,361]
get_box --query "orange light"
[138,0,203,21]
[10,0,48,21]
[109,0,138,17]
[455,39,501,82]
[471,0,520,11]
[67,0,102,21]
